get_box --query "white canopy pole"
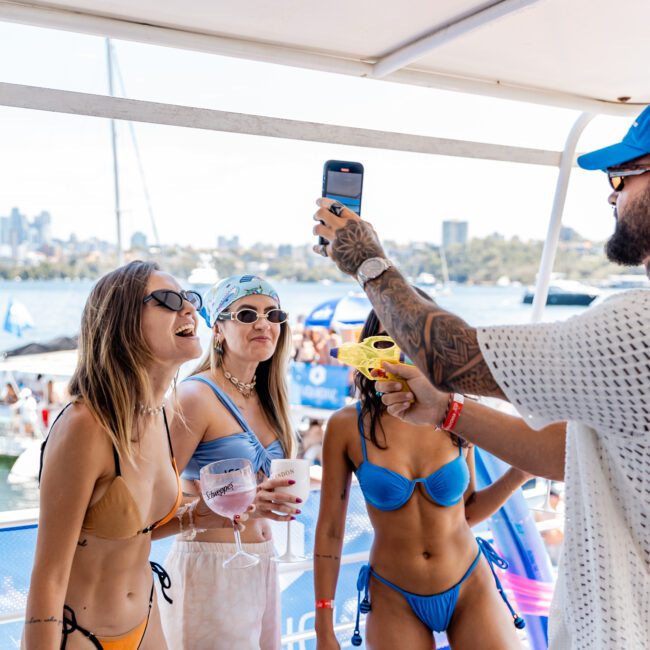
[530,112,594,322]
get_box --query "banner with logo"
[289,362,350,410]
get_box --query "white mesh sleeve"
[477,290,650,436]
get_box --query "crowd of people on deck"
[1,376,66,438]
[292,324,343,366]
[19,106,650,650]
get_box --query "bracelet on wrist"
[176,500,207,540]
[439,393,465,431]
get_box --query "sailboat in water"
[188,254,220,288]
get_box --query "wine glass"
[199,458,259,569]
[531,478,557,514]
[270,458,311,563]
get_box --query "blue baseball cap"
[578,105,650,171]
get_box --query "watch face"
[361,258,385,279]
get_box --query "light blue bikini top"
[354,402,469,511]
[181,376,285,481]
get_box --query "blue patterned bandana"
[200,274,281,328]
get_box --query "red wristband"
[316,599,334,609]
[441,393,465,431]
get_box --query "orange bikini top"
[40,405,182,541]
[80,408,182,540]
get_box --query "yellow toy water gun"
[330,335,414,389]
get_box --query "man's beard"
[605,187,650,266]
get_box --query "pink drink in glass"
[206,486,257,519]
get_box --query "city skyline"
[1,204,606,267]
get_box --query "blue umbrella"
[304,293,372,328]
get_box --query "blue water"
[0,278,584,354]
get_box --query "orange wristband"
[316,599,334,609]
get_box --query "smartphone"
[320,160,364,245]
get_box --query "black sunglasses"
[218,308,289,324]
[143,289,203,312]
[607,166,650,191]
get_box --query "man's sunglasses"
[217,308,289,324]
[607,166,650,191]
[143,289,203,312]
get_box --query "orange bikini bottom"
[61,562,171,650]
[96,615,149,650]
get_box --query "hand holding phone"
[319,160,364,245]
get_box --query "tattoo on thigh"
[315,553,340,561]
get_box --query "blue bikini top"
[181,376,285,481]
[354,402,469,511]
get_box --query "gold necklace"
[222,367,256,398]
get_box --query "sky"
[0,20,636,248]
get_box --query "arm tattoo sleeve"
[365,270,505,398]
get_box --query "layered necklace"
[222,365,256,398]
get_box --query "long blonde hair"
[191,318,296,458]
[69,260,158,461]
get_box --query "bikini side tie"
[150,561,173,604]
[477,537,526,629]
[352,564,371,646]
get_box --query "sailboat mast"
[106,38,123,266]
[439,244,450,288]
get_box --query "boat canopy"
[0,0,647,115]
[3,336,78,358]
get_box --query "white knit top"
[477,290,650,650]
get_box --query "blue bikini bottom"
[351,537,525,646]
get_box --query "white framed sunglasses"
[218,308,289,324]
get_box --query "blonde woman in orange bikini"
[22,261,228,650]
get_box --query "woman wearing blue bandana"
[160,274,297,650]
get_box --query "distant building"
[131,231,148,249]
[33,211,52,247]
[442,220,468,247]
[217,235,240,250]
[278,244,293,258]
[559,226,583,243]
[0,215,8,245]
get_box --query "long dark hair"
[354,288,467,451]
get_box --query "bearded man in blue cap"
[311,108,650,650]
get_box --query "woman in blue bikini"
[314,304,531,650]
[160,274,298,650]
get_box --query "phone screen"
[322,161,364,215]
